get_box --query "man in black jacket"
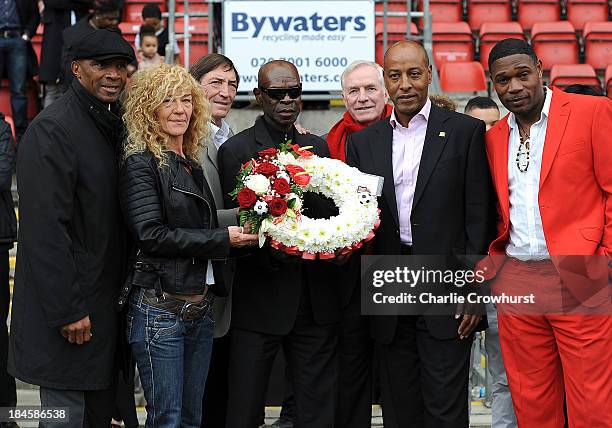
[346,41,494,427]
[0,113,17,420]
[8,29,135,427]
[0,0,39,140]
[218,60,342,428]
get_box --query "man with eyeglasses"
[218,60,343,428]
[189,53,240,428]
[485,38,612,428]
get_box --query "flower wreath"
[230,142,380,259]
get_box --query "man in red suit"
[485,38,612,428]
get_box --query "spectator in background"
[0,112,17,422]
[8,30,135,427]
[0,0,39,141]
[563,84,604,96]
[465,96,500,130]
[39,0,92,108]
[135,3,179,62]
[189,53,239,428]
[429,94,458,111]
[465,96,516,428]
[60,0,121,91]
[136,24,163,71]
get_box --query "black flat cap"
[71,29,136,62]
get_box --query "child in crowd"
[137,26,165,71]
[135,3,180,62]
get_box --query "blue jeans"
[127,288,214,428]
[0,37,27,138]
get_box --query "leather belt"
[141,287,213,322]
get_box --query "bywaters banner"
[223,0,375,91]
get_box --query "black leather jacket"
[118,150,230,304]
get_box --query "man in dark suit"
[346,41,494,427]
[218,60,341,428]
[190,52,239,428]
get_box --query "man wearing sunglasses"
[218,60,343,428]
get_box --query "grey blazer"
[201,126,237,338]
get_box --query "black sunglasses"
[258,86,302,100]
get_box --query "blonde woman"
[118,64,257,427]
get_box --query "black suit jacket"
[218,116,342,335]
[346,104,494,342]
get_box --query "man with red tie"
[485,38,612,428]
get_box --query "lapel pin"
[439,131,446,137]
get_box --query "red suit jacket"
[484,88,612,303]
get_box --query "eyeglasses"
[258,86,302,101]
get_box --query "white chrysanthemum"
[245,174,270,195]
[277,152,297,166]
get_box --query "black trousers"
[225,310,338,428]
[0,249,16,408]
[201,333,232,427]
[112,371,138,428]
[39,383,116,428]
[379,315,472,428]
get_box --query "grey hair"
[341,60,385,91]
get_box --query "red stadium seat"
[517,0,561,31]
[531,21,579,70]
[119,22,140,44]
[583,22,612,71]
[566,0,609,31]
[375,1,411,26]
[605,65,612,98]
[479,22,526,70]
[375,22,420,65]
[467,0,512,31]
[418,0,463,23]
[1,81,38,121]
[440,61,487,92]
[178,23,209,67]
[550,64,601,90]
[432,22,474,70]
[0,83,11,119]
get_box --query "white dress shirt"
[506,87,553,260]
[391,98,431,245]
[210,119,231,150]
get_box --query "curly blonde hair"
[122,63,211,166]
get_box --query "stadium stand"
[565,0,609,31]
[605,64,612,97]
[583,22,612,71]
[479,22,526,70]
[517,0,561,31]
[467,0,512,31]
[432,22,474,70]
[440,61,487,92]
[550,64,601,90]
[418,0,463,23]
[531,21,580,70]
[375,22,420,65]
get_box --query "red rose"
[272,178,291,195]
[256,162,279,177]
[258,148,278,158]
[236,188,257,208]
[268,197,288,216]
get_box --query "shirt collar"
[209,119,230,143]
[508,86,552,130]
[390,98,431,129]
